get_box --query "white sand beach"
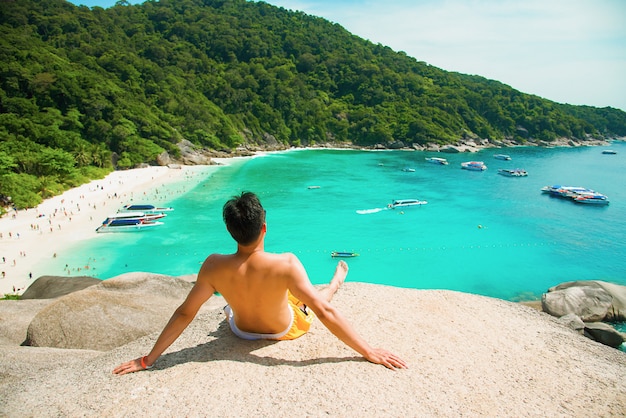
[0,164,218,296]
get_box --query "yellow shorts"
[277,292,315,340]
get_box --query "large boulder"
[24,272,194,351]
[20,276,101,300]
[543,281,626,321]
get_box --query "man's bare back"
[201,251,348,334]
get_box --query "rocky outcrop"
[543,280,626,321]
[542,280,626,348]
[24,273,195,351]
[542,285,613,322]
[1,281,625,417]
[20,276,101,300]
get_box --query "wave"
[356,207,387,214]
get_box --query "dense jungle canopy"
[1,0,626,210]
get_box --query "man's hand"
[112,358,148,375]
[365,348,408,370]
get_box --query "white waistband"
[224,305,293,340]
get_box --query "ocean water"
[42,143,626,302]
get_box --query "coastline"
[1,139,621,297]
[0,164,222,297]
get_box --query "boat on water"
[105,212,167,221]
[572,193,609,205]
[331,251,359,258]
[602,150,617,154]
[402,167,416,172]
[388,199,428,209]
[498,168,528,177]
[540,185,593,197]
[425,157,449,165]
[541,185,609,205]
[96,218,164,233]
[119,204,174,213]
[461,161,487,171]
[573,193,610,205]
[494,154,512,160]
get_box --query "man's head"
[223,192,266,245]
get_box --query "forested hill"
[1,0,626,210]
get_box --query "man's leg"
[319,260,348,303]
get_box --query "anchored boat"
[388,199,428,208]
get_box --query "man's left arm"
[113,275,216,375]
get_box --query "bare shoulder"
[262,251,301,268]
[198,253,230,277]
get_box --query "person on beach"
[113,191,406,374]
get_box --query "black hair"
[222,191,266,245]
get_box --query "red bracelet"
[140,356,153,369]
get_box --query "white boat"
[388,199,428,209]
[573,194,610,205]
[541,185,593,197]
[494,154,512,160]
[572,191,610,205]
[425,157,449,165]
[402,167,416,172]
[498,168,527,177]
[461,161,487,171]
[96,218,164,233]
[119,204,174,213]
[541,185,609,205]
[105,212,167,221]
[602,150,617,154]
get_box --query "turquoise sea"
[42,143,626,303]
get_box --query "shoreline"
[0,164,224,297]
[1,141,621,297]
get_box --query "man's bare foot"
[328,260,348,292]
[320,261,349,303]
[332,260,349,287]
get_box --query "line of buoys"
[294,242,559,255]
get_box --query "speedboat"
[119,204,174,213]
[388,199,428,208]
[105,212,167,221]
[494,154,512,160]
[602,150,617,154]
[573,195,609,205]
[96,218,164,233]
[541,185,609,205]
[498,168,527,177]
[331,251,359,258]
[425,157,449,165]
[402,167,416,172]
[572,191,610,205]
[461,161,487,171]
[541,185,594,198]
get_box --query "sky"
[70,0,626,111]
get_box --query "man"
[113,192,406,374]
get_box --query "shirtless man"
[113,192,406,374]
